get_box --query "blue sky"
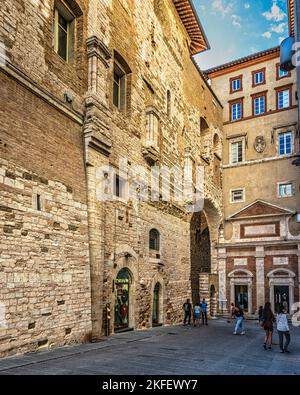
[193,0,289,70]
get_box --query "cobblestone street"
[0,319,299,375]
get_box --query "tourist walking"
[201,298,208,325]
[193,303,201,327]
[262,302,275,350]
[183,299,192,325]
[277,306,291,353]
[233,305,245,335]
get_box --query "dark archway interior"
[190,212,211,306]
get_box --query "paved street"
[0,319,299,375]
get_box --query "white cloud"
[262,2,286,22]
[262,31,272,39]
[232,14,241,28]
[271,22,286,34]
[244,3,250,9]
[212,0,232,17]
[278,36,285,44]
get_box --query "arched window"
[200,117,209,134]
[149,229,160,251]
[167,90,171,117]
[113,51,132,112]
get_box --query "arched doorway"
[268,269,296,313]
[114,268,131,331]
[190,211,211,306]
[152,282,161,326]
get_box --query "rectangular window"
[278,183,293,197]
[114,175,126,198]
[231,141,243,163]
[53,2,74,62]
[113,62,126,110]
[230,75,243,94]
[252,68,265,86]
[277,89,290,109]
[255,72,263,84]
[279,132,292,156]
[231,189,244,202]
[36,194,42,211]
[232,79,241,92]
[254,95,265,115]
[231,102,242,121]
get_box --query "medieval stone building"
[0,0,223,357]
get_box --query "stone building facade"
[206,47,300,316]
[84,0,223,339]
[0,0,223,356]
[0,0,92,356]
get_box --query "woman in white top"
[277,306,290,353]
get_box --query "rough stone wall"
[0,0,88,111]
[0,0,91,356]
[85,0,223,335]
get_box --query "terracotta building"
[206,47,300,316]
[0,0,223,357]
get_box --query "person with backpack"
[262,302,275,350]
[277,306,291,353]
[233,305,245,335]
[183,299,192,325]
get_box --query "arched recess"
[190,198,222,308]
[110,245,138,334]
[267,269,296,313]
[151,277,164,327]
[200,117,210,160]
[228,269,254,314]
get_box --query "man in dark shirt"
[201,298,208,325]
[233,306,245,335]
[183,299,192,325]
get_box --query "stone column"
[84,36,112,339]
[218,247,227,314]
[255,246,265,313]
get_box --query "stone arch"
[110,245,138,334]
[267,268,296,279]
[228,269,254,278]
[113,50,132,74]
[190,198,222,311]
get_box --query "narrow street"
[0,319,299,375]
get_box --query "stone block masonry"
[0,158,92,357]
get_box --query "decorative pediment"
[229,200,295,220]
